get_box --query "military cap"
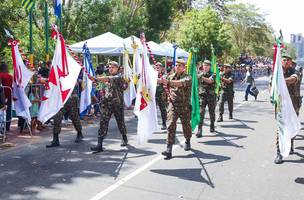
[176,59,186,65]
[109,61,119,68]
[282,53,292,60]
[292,60,297,64]
[156,62,163,67]
[223,63,232,68]
[203,60,211,65]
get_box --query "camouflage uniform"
[294,66,303,115]
[156,73,167,128]
[98,74,127,139]
[53,93,82,136]
[272,67,299,163]
[46,91,83,148]
[197,71,216,133]
[218,72,234,118]
[166,72,192,145]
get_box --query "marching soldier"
[46,88,83,148]
[160,59,192,160]
[196,60,216,138]
[217,64,235,122]
[156,62,167,130]
[91,61,128,152]
[274,54,299,164]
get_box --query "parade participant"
[274,54,299,164]
[242,65,257,101]
[217,64,235,122]
[196,60,216,138]
[160,59,192,160]
[91,61,128,152]
[0,62,13,131]
[156,62,167,130]
[46,87,83,148]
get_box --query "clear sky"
[237,0,304,42]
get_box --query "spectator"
[0,62,13,131]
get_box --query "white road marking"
[90,86,269,200]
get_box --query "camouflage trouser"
[291,95,302,116]
[199,95,216,128]
[157,98,167,125]
[167,102,192,145]
[98,101,127,139]
[219,92,234,115]
[53,97,82,136]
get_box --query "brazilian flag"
[21,0,35,12]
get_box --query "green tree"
[175,6,231,60]
[225,3,273,57]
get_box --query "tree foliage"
[225,3,274,57]
[175,6,231,60]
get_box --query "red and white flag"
[134,34,158,144]
[9,40,34,122]
[38,28,82,123]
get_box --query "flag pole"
[29,8,34,66]
[44,0,49,62]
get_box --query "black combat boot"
[46,134,60,148]
[184,139,191,151]
[195,126,203,138]
[162,144,172,160]
[121,135,128,147]
[274,153,283,164]
[91,137,103,152]
[74,132,84,143]
[210,123,215,132]
[229,113,233,119]
[217,114,223,122]
[161,122,167,130]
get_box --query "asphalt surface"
[0,76,303,200]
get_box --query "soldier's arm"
[202,76,213,84]
[221,75,234,84]
[168,76,192,88]
[285,74,297,85]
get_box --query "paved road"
[0,76,303,200]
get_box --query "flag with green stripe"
[211,46,220,95]
[21,0,35,12]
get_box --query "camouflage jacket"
[156,73,167,102]
[197,71,216,97]
[284,68,299,99]
[220,72,234,93]
[167,72,192,105]
[100,73,126,105]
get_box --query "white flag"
[123,51,136,107]
[10,40,34,122]
[134,35,158,144]
[270,48,302,157]
[38,29,82,123]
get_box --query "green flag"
[190,51,200,131]
[21,0,35,12]
[211,46,220,95]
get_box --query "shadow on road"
[295,177,304,184]
[199,131,245,149]
[151,149,230,188]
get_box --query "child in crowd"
[29,85,41,132]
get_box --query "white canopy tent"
[123,35,143,54]
[70,32,125,55]
[147,41,168,57]
[160,42,189,58]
